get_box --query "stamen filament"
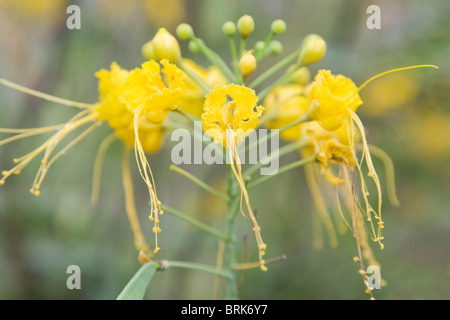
[91,133,118,205]
[122,146,154,258]
[133,105,162,254]
[0,78,92,109]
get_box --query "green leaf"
[116,262,159,300]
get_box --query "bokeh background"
[0,0,449,300]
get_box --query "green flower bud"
[176,23,194,40]
[299,34,326,66]
[152,28,182,64]
[269,40,283,55]
[188,40,201,53]
[254,41,265,52]
[222,21,236,36]
[142,40,155,60]
[237,15,254,38]
[271,19,286,34]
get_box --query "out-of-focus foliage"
[0,0,449,299]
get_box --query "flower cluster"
[0,14,437,298]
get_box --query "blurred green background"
[0,0,449,300]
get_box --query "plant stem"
[160,260,232,279]
[190,37,236,83]
[244,139,307,177]
[247,156,315,190]
[178,62,211,93]
[170,164,229,202]
[223,164,240,299]
[161,204,227,241]
[249,47,301,89]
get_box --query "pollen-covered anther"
[378,221,385,228]
[152,226,162,233]
[358,269,366,276]
[353,256,360,262]
[259,261,268,272]
[153,247,160,254]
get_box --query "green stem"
[258,65,300,101]
[249,47,301,89]
[160,260,232,279]
[161,204,228,241]
[247,156,315,189]
[178,62,211,93]
[244,139,307,177]
[170,164,229,202]
[254,32,274,61]
[228,35,240,78]
[190,37,236,83]
[224,165,240,299]
[246,113,310,154]
[174,108,200,124]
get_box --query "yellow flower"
[94,62,166,154]
[120,59,185,124]
[177,59,228,117]
[299,120,386,297]
[263,84,308,141]
[0,59,186,257]
[201,84,267,271]
[202,84,264,147]
[308,70,363,131]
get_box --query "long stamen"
[341,166,375,299]
[348,110,384,249]
[91,133,118,205]
[356,65,438,95]
[29,113,99,195]
[0,111,95,188]
[226,131,267,271]
[31,121,101,195]
[304,163,338,249]
[133,106,162,254]
[366,144,400,208]
[0,78,92,109]
[0,125,64,157]
[122,146,154,258]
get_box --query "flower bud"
[237,15,254,38]
[239,50,257,79]
[271,19,286,34]
[222,21,236,36]
[188,40,201,52]
[269,40,283,55]
[299,34,326,66]
[290,66,311,85]
[141,40,155,60]
[254,41,265,52]
[176,23,193,40]
[152,28,182,64]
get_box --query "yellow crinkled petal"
[202,84,263,147]
[121,59,185,124]
[309,70,362,131]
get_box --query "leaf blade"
[116,262,159,300]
